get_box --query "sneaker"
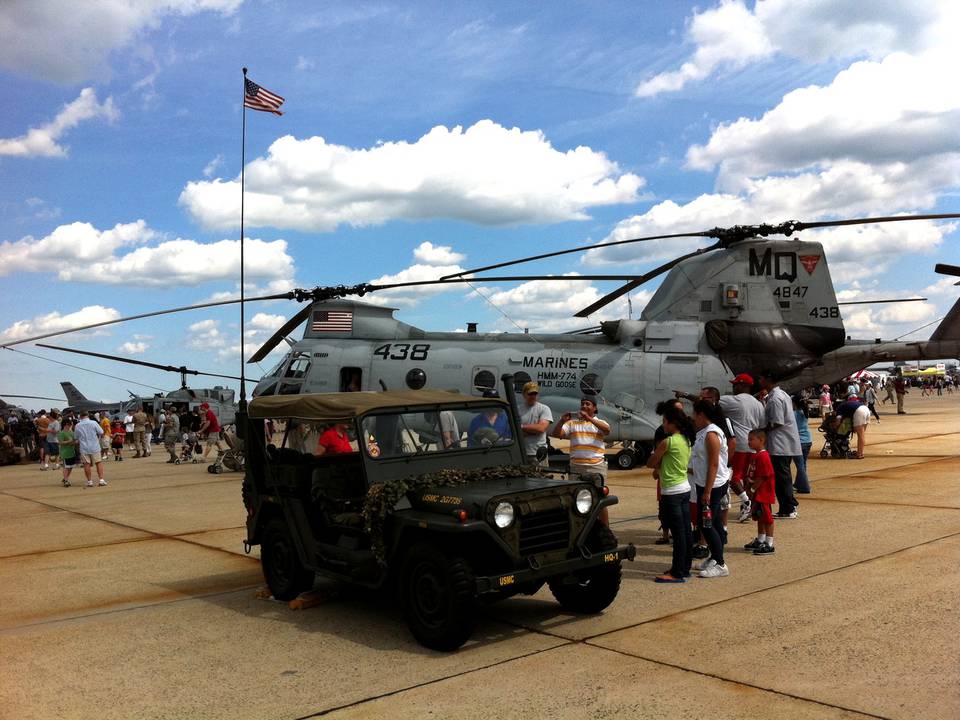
[62,478,71,487]
[777,510,798,519]
[41,464,49,471]
[743,538,763,550]
[699,563,730,578]
[737,500,752,523]
[695,558,716,573]
[692,544,710,559]
[753,543,775,555]
[85,480,94,488]
[98,479,107,487]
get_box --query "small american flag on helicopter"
[312,310,353,332]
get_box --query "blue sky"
[1,0,958,408]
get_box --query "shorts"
[61,456,77,468]
[45,440,59,455]
[853,405,870,428]
[730,451,753,483]
[569,461,607,487]
[100,436,111,450]
[752,501,774,525]
[112,437,125,449]
[79,452,100,466]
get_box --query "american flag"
[244,78,284,115]
[312,310,353,332]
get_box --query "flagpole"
[239,67,248,412]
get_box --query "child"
[57,418,78,487]
[743,429,776,555]
[111,420,126,461]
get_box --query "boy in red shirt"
[743,429,776,555]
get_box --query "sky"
[1,0,958,409]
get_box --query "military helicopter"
[2,214,958,468]
[30,346,241,425]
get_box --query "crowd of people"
[0,402,226,485]
[644,369,895,584]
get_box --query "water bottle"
[702,506,713,529]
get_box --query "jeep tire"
[261,518,314,601]
[400,543,477,651]
[548,524,622,614]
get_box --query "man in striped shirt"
[552,397,611,524]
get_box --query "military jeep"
[241,383,635,650]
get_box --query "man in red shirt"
[743,429,777,555]
[198,403,225,460]
[316,422,354,455]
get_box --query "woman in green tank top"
[647,406,696,583]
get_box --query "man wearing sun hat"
[718,373,766,522]
[518,381,553,465]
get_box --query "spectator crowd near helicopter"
[0,402,227,480]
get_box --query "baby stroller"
[207,427,244,474]
[818,413,854,458]
[176,431,202,464]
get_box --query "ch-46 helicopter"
[2,214,958,467]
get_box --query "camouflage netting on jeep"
[362,464,555,565]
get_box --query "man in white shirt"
[758,370,801,518]
[74,411,106,487]
[518,382,553,465]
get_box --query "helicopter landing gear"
[613,442,650,471]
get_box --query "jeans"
[696,483,727,566]
[771,455,797,514]
[660,492,692,577]
[792,442,812,493]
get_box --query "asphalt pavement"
[1,394,958,719]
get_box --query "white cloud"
[0,88,118,158]
[923,277,960,296]
[295,56,315,71]
[0,220,296,287]
[179,120,645,232]
[0,305,120,343]
[686,50,960,185]
[412,241,465,265]
[484,275,652,331]
[636,0,772,98]
[636,0,956,97]
[203,154,225,178]
[186,316,286,363]
[118,341,148,355]
[0,220,156,273]
[366,263,468,308]
[0,0,243,83]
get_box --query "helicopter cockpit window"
[284,353,311,379]
[360,405,509,459]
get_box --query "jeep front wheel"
[261,518,314,601]
[548,524,622,614]
[400,543,477,651]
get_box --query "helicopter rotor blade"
[935,263,960,285]
[573,242,722,318]
[442,213,960,281]
[35,344,242,381]
[836,297,927,306]
[248,304,313,363]
[0,394,64,402]
[0,292,293,350]
[439,231,717,280]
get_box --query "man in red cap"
[198,402,224,461]
[718,373,766,523]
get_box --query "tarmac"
[1,394,958,719]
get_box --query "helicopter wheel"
[614,447,638,471]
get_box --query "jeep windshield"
[360,403,514,459]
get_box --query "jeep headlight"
[575,488,593,515]
[493,501,515,529]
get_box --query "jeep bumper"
[474,542,636,595]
